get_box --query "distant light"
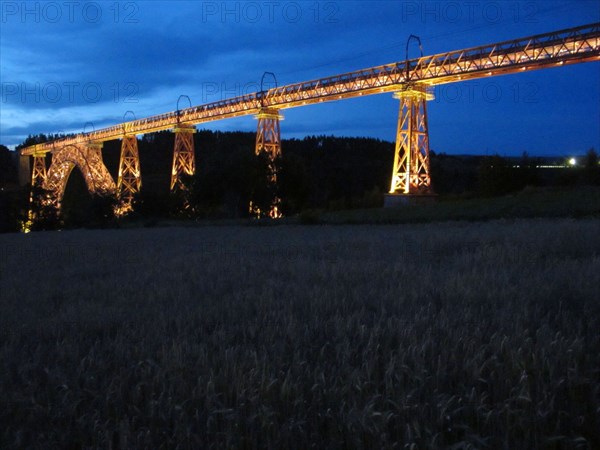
[569,158,576,166]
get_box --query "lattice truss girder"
[255,109,282,161]
[31,154,47,186]
[171,125,196,191]
[117,135,141,203]
[21,23,600,156]
[390,85,434,195]
[27,154,49,222]
[43,143,116,209]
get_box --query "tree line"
[1,132,598,232]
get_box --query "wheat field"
[1,219,599,449]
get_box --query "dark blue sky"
[1,1,598,156]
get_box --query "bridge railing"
[410,22,600,82]
[260,22,599,106]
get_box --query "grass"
[313,186,600,225]
[1,218,599,449]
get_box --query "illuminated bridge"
[21,22,600,218]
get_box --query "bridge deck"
[21,23,600,156]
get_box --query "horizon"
[1,1,599,156]
[3,128,593,162]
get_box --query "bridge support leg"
[250,107,283,218]
[171,124,196,191]
[31,153,47,187]
[117,135,141,211]
[25,153,49,230]
[388,85,435,197]
[82,142,117,197]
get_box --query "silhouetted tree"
[249,152,280,218]
[131,191,172,220]
[518,151,540,187]
[477,155,514,196]
[0,187,28,232]
[88,194,119,228]
[583,148,599,185]
[169,174,196,218]
[279,152,310,215]
[0,145,18,186]
[29,185,60,231]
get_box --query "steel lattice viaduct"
[20,23,600,218]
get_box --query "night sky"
[1,0,598,156]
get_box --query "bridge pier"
[82,142,115,196]
[388,84,435,201]
[117,134,141,211]
[31,152,48,187]
[25,151,50,228]
[44,142,116,211]
[250,107,283,218]
[171,124,196,191]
